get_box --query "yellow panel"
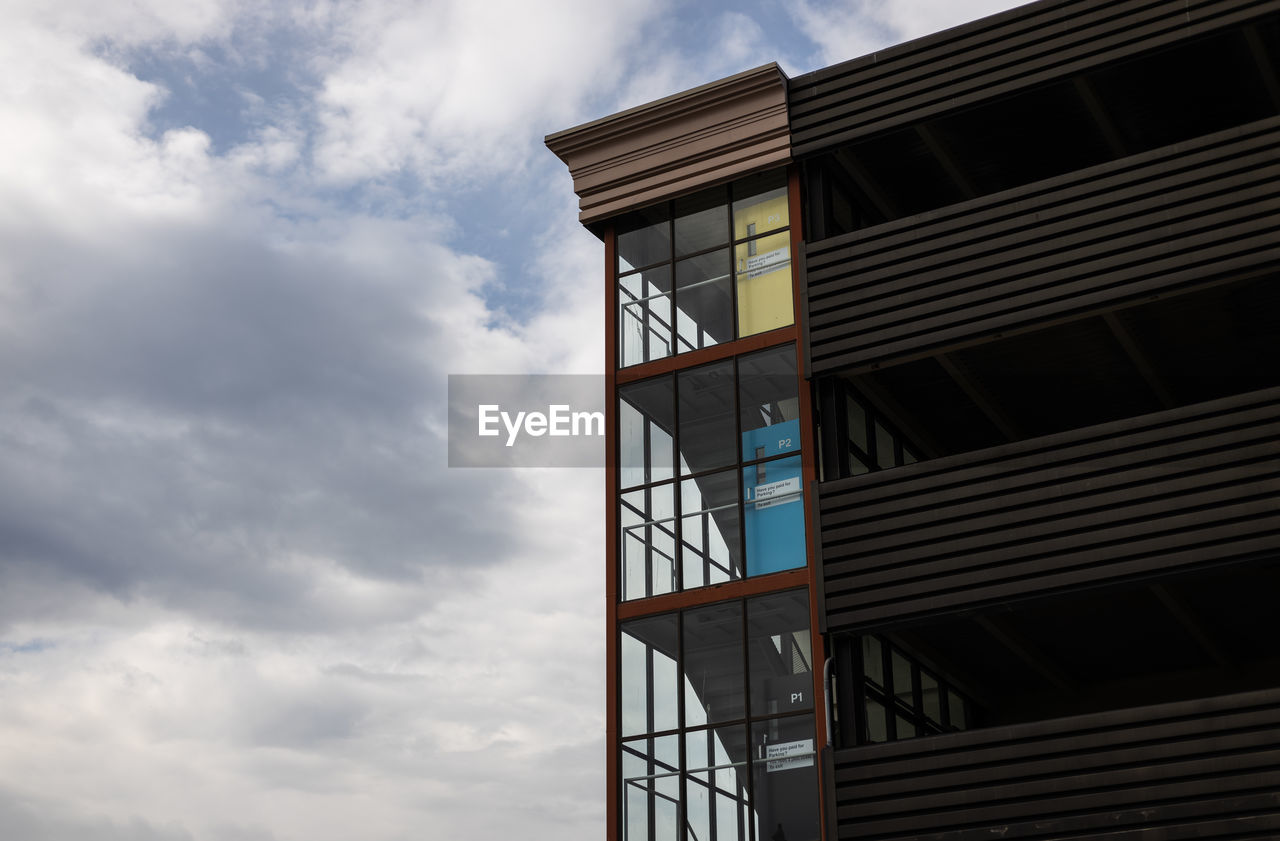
[733,189,789,240]
[735,233,794,336]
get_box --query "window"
[817,378,920,481]
[619,345,805,601]
[621,591,819,841]
[617,170,793,368]
[852,635,973,744]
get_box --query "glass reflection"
[618,205,671,271]
[621,483,676,601]
[751,716,819,841]
[620,265,673,366]
[619,377,676,489]
[675,249,733,353]
[680,470,742,590]
[738,345,800,462]
[678,361,736,476]
[735,232,793,338]
[683,601,745,727]
[732,170,789,239]
[621,733,680,841]
[685,725,750,841]
[621,615,679,737]
[742,455,806,576]
[674,188,729,257]
[748,591,814,717]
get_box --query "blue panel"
[741,418,801,461]
[743,452,805,576]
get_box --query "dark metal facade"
[551,1,1280,838]
[832,687,1280,840]
[791,1,1280,838]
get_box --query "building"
[546,1,1280,839]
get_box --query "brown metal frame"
[604,224,620,841]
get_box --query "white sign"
[743,246,790,280]
[764,739,814,773]
[751,476,801,510]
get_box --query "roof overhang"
[546,63,791,228]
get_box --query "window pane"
[732,170,789,239]
[750,716,819,841]
[846,394,868,454]
[621,615,679,736]
[674,188,729,257]
[864,698,888,743]
[678,361,736,476]
[742,455,805,576]
[619,265,673,366]
[619,376,675,488]
[874,420,895,470]
[948,690,968,729]
[735,232,793,338]
[685,725,749,841]
[922,671,942,724]
[684,601,745,726]
[738,345,799,462]
[617,205,670,271]
[748,591,813,716]
[621,734,680,841]
[896,715,917,740]
[891,650,914,708]
[681,470,742,590]
[675,250,733,353]
[862,637,884,687]
[621,483,675,601]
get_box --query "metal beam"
[1244,24,1280,113]
[937,353,1021,442]
[1073,75,1129,157]
[849,374,946,459]
[1104,311,1176,409]
[832,146,900,221]
[975,614,1075,692]
[1150,582,1232,669]
[915,123,978,199]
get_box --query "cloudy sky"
[0,1,1026,839]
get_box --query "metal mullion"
[732,224,789,248]
[739,449,800,472]
[669,366,686,595]
[619,257,673,277]
[699,498,711,589]
[740,591,755,841]
[733,357,748,584]
[674,239,732,264]
[676,605,687,841]
[727,192,741,344]
[882,642,896,742]
[677,532,735,582]
[643,485,654,599]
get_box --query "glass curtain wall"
[616,171,793,368]
[621,590,819,841]
[619,345,806,601]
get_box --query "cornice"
[546,63,791,225]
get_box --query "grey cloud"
[0,217,522,631]
[0,788,196,841]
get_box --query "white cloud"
[0,2,610,837]
[790,0,1033,67]
[312,0,662,184]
